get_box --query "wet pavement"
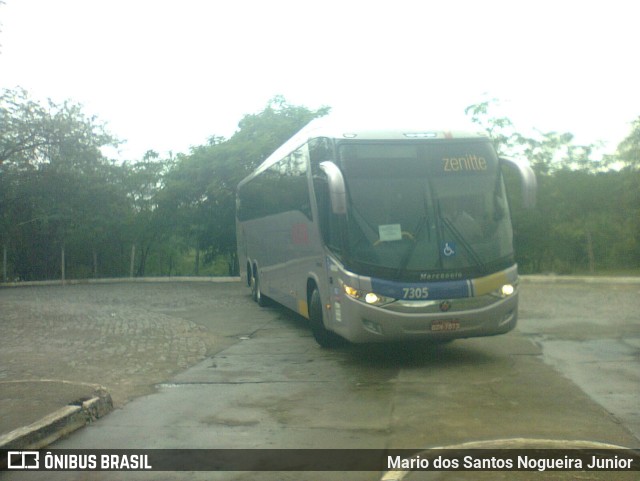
[518,278,640,440]
[1,280,242,446]
[1,277,639,480]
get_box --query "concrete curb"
[2,275,638,289]
[520,275,640,285]
[0,276,241,288]
[0,389,113,449]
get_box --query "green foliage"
[0,87,117,168]
[466,99,640,273]
[616,117,640,169]
[158,96,330,275]
[1,88,637,281]
[465,99,602,174]
[0,88,129,280]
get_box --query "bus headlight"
[364,292,381,304]
[492,283,515,298]
[343,284,394,306]
[501,284,515,296]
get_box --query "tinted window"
[238,145,312,221]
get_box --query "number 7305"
[402,287,429,299]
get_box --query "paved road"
[1,280,639,480]
[518,279,640,440]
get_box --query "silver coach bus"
[236,119,536,347]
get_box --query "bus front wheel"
[309,288,345,348]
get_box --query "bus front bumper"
[328,290,519,344]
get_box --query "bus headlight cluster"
[343,284,394,306]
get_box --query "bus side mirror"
[500,156,537,209]
[319,161,347,215]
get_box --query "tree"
[617,116,640,169]
[0,87,117,167]
[0,88,125,280]
[464,99,519,156]
[465,99,599,174]
[465,99,639,273]
[159,96,330,275]
[615,118,640,266]
[119,151,174,276]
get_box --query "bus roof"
[240,117,490,186]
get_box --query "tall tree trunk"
[3,244,7,282]
[130,244,136,277]
[61,245,66,283]
[586,230,595,274]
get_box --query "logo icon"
[8,451,39,469]
[439,301,452,312]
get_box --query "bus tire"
[309,288,345,348]
[252,272,270,307]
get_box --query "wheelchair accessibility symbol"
[443,242,456,257]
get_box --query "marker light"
[343,285,360,298]
[403,132,438,138]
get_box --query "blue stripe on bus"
[370,278,471,300]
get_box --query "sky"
[1,0,638,161]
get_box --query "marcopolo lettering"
[442,154,487,172]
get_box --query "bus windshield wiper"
[393,191,431,280]
[436,201,483,268]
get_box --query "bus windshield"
[339,141,514,280]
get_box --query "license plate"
[431,320,460,332]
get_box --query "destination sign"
[442,154,488,172]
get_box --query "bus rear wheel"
[251,271,270,307]
[309,288,345,348]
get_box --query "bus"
[236,118,536,347]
